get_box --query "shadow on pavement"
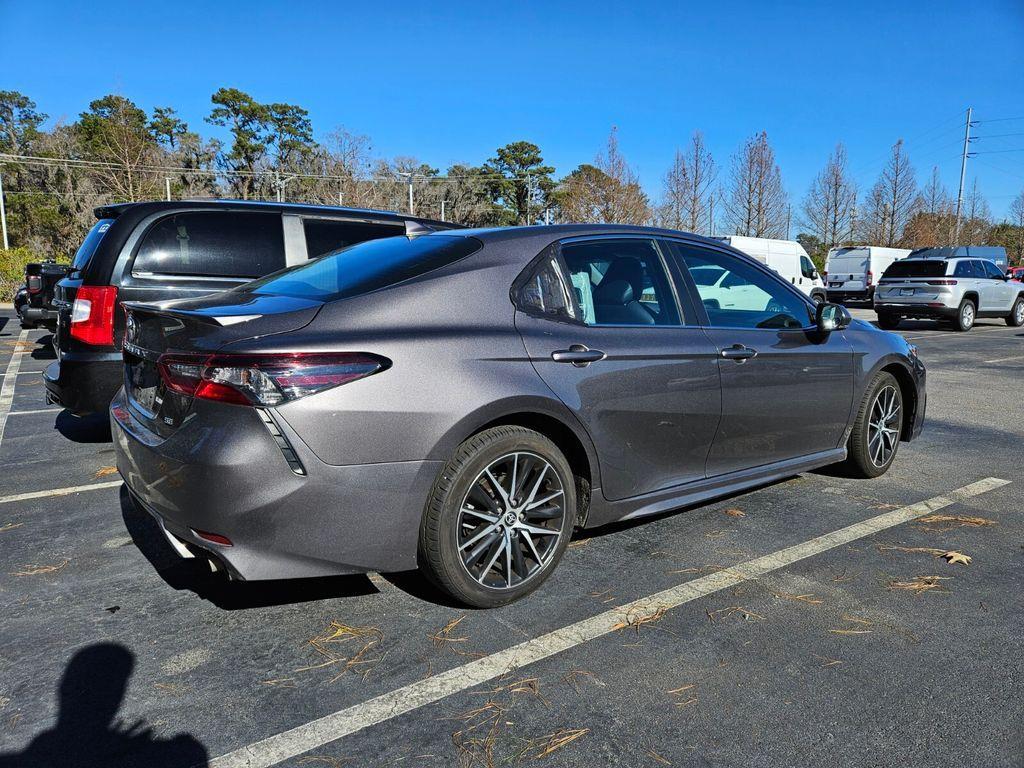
[55,410,113,443]
[0,643,208,768]
[120,486,379,610]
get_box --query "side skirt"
[583,448,847,529]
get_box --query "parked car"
[112,225,926,607]
[824,246,911,304]
[715,235,827,303]
[15,259,72,331]
[874,247,1024,331]
[44,200,456,416]
[1007,266,1024,282]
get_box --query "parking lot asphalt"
[0,308,1021,768]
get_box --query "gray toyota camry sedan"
[112,225,926,607]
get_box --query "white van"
[716,236,827,303]
[824,246,912,304]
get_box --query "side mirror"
[816,302,851,333]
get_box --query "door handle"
[720,344,757,361]
[552,345,606,366]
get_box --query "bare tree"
[799,143,857,258]
[558,128,650,224]
[860,139,918,246]
[724,131,787,238]
[657,131,716,234]
[960,178,992,245]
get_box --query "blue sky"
[3,0,1023,218]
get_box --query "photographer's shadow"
[0,643,207,768]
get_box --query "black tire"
[955,298,976,331]
[418,426,576,608]
[1006,296,1024,327]
[876,313,900,330]
[841,371,903,478]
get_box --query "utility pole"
[525,174,533,225]
[786,204,792,240]
[709,195,715,237]
[954,106,974,243]
[165,177,172,202]
[0,172,8,250]
[338,179,343,207]
[440,199,447,222]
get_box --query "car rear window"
[882,260,948,278]
[71,219,114,270]
[240,235,482,302]
[132,211,285,278]
[303,218,405,259]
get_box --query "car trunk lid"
[122,294,323,437]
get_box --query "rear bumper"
[19,306,58,329]
[875,302,959,319]
[110,389,441,580]
[827,288,872,303]
[44,351,122,415]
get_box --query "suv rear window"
[883,260,948,278]
[240,235,481,302]
[71,219,114,270]
[303,218,404,259]
[133,211,285,278]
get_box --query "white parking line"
[0,370,42,378]
[7,407,61,417]
[0,330,29,446]
[983,354,1024,364]
[0,480,122,505]
[208,476,1010,768]
[902,325,1022,341]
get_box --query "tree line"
[1,88,1022,268]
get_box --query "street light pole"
[954,106,973,243]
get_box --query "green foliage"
[0,246,49,302]
[482,141,555,225]
[0,90,46,153]
[150,106,188,149]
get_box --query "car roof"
[906,246,1006,260]
[419,223,723,245]
[93,199,458,230]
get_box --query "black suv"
[44,200,456,415]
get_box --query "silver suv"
[874,252,1024,331]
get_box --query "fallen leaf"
[916,514,995,531]
[775,592,823,605]
[828,629,873,635]
[723,508,746,517]
[888,575,951,595]
[94,466,119,478]
[942,551,971,566]
[11,559,69,576]
[0,522,23,533]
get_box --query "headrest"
[601,257,646,297]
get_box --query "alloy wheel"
[867,385,901,467]
[961,302,975,328]
[456,452,566,590]
[1015,301,1024,325]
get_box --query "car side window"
[953,261,974,278]
[302,218,404,259]
[669,242,813,330]
[800,255,817,279]
[514,245,578,322]
[560,239,681,326]
[982,260,1004,279]
[133,212,286,278]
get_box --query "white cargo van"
[716,236,827,303]
[824,246,911,304]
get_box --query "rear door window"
[132,212,285,278]
[981,260,1005,279]
[302,218,404,259]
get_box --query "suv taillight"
[926,280,958,286]
[27,275,43,294]
[157,352,389,406]
[70,286,118,346]
[866,270,873,287]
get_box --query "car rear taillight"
[866,270,873,287]
[157,352,388,407]
[822,271,828,281]
[70,285,118,346]
[926,280,958,286]
[27,275,43,294]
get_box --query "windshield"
[71,219,114,270]
[882,260,948,278]
[238,235,482,302]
